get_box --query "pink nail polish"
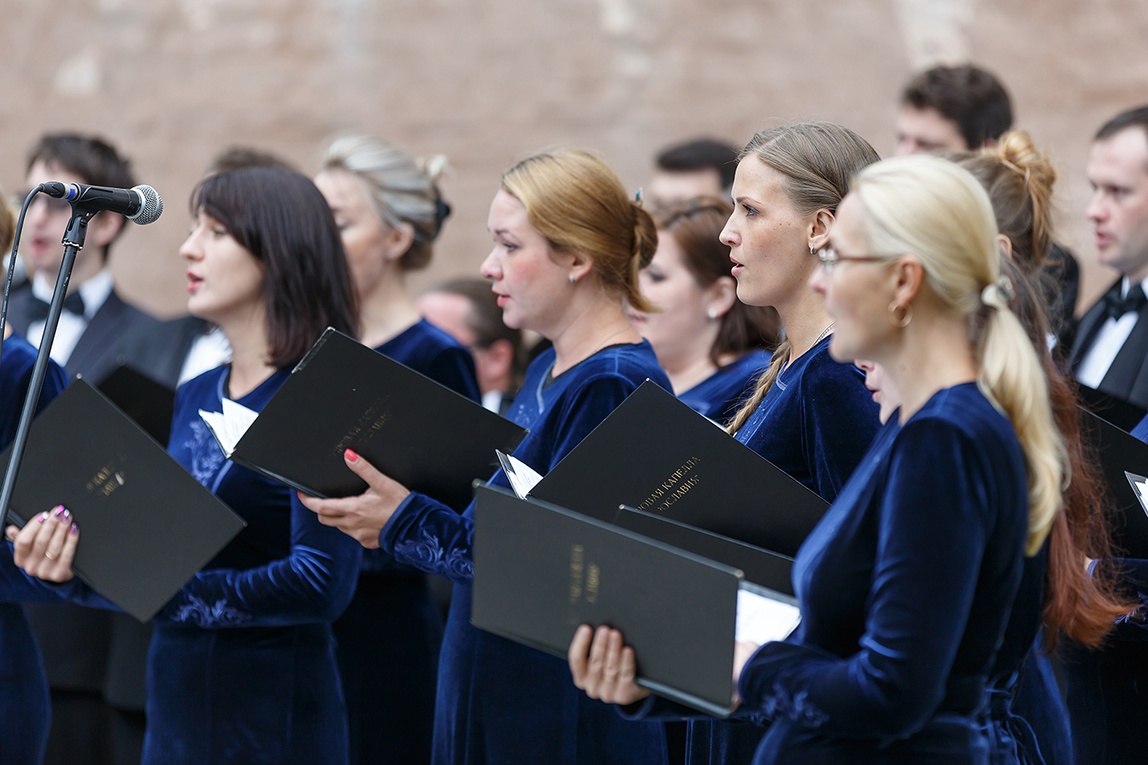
[69,523,78,536]
[345,449,359,463]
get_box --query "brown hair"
[501,148,656,312]
[901,64,1013,149]
[727,122,880,435]
[652,197,779,365]
[999,214,1132,650]
[0,188,15,254]
[954,130,1057,272]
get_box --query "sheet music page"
[497,450,544,499]
[736,585,801,645]
[199,399,259,457]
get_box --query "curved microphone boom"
[40,181,164,225]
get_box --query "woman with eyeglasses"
[571,122,882,765]
[629,197,777,424]
[731,154,1064,762]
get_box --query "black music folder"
[515,380,828,558]
[1077,384,1147,433]
[471,484,800,717]
[201,328,527,509]
[1079,408,1148,557]
[94,363,176,446]
[1,381,246,621]
[614,505,795,597]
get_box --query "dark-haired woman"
[631,197,776,424]
[13,166,363,765]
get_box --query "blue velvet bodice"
[630,337,881,765]
[732,337,880,501]
[677,349,771,425]
[380,340,672,765]
[738,383,1028,764]
[0,336,68,765]
[139,365,361,765]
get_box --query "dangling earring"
[888,300,912,328]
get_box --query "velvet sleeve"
[152,495,362,628]
[426,345,481,403]
[737,419,995,740]
[799,360,879,501]
[380,373,644,583]
[0,541,80,604]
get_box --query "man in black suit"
[7,133,159,382]
[6,132,159,765]
[1069,106,1148,409]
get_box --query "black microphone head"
[130,185,163,225]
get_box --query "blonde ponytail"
[852,155,1066,555]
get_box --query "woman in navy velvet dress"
[953,132,1133,765]
[301,147,673,765]
[0,332,68,765]
[1063,412,1148,764]
[628,197,777,424]
[13,166,363,765]
[732,155,1068,763]
[573,122,883,765]
[314,134,479,765]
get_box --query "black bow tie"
[28,292,86,323]
[1104,285,1147,321]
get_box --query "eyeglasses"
[816,246,898,275]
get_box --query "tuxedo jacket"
[116,314,211,390]
[1069,278,1148,410]
[6,284,160,384]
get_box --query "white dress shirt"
[1077,276,1148,388]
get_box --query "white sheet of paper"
[198,399,259,457]
[496,450,544,499]
[736,587,801,645]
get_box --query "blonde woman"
[733,154,1065,762]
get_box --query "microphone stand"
[1,208,96,527]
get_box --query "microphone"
[40,181,164,225]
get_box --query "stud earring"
[569,273,576,285]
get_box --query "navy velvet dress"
[336,319,479,765]
[738,383,1028,764]
[0,336,68,765]
[379,340,672,765]
[1057,414,1148,765]
[56,366,363,764]
[626,336,881,765]
[677,349,771,425]
[983,546,1073,765]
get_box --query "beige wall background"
[2,0,1146,318]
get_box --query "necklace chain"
[812,322,835,345]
